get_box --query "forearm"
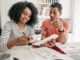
[59,31,68,44]
[41,35,46,39]
[7,39,18,49]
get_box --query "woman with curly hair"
[0,1,38,50]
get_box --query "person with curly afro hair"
[0,1,38,49]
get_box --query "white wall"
[60,0,71,19]
[0,0,26,28]
[0,0,17,28]
[72,0,80,42]
[0,13,1,28]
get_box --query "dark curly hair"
[8,1,38,27]
[50,3,62,13]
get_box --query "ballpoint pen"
[22,32,28,36]
[22,32,32,45]
[22,32,36,45]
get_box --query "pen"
[22,32,27,36]
[22,32,32,45]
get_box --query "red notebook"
[32,45,66,54]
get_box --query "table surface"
[5,42,80,60]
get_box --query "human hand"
[52,19,64,31]
[28,36,36,43]
[22,32,34,43]
[7,36,33,49]
[16,36,30,45]
[40,40,55,48]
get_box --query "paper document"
[32,34,58,46]
[31,47,74,60]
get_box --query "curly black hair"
[50,3,62,13]
[8,1,38,27]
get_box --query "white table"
[6,43,76,60]
[56,42,80,60]
[8,46,35,60]
[1,42,80,60]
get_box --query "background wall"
[60,0,71,19]
[71,0,80,42]
[0,0,1,28]
[0,0,16,27]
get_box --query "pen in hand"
[22,32,27,36]
[22,32,33,45]
[22,32,31,45]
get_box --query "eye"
[50,10,52,13]
[53,11,56,14]
[23,12,27,15]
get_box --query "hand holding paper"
[32,34,66,54]
[32,34,58,46]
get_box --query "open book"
[32,34,58,46]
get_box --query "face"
[49,7,61,20]
[19,7,32,24]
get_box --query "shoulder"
[42,19,50,22]
[3,21,16,29]
[4,21,15,25]
[42,19,51,24]
[61,18,70,25]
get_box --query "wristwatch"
[58,29,64,32]
[58,27,64,32]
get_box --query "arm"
[1,21,18,49]
[58,20,70,44]
[7,38,18,49]
[0,21,12,51]
[1,22,30,49]
[41,20,55,47]
[58,30,68,44]
[7,36,29,49]
[41,21,48,39]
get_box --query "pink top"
[41,19,70,42]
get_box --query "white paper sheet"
[31,47,74,60]
[32,34,58,46]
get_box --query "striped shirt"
[0,21,34,51]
